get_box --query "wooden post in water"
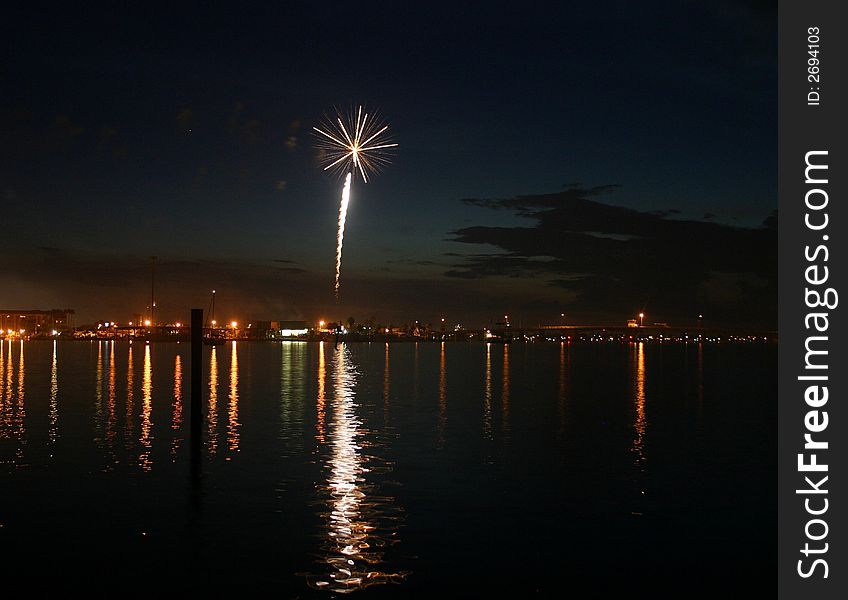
[191,308,203,437]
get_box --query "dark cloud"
[227,101,262,145]
[387,259,440,266]
[0,110,85,157]
[448,185,776,327]
[176,107,193,134]
[98,126,128,159]
[285,120,299,150]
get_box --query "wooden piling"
[191,308,202,436]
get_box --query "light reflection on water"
[383,342,390,427]
[49,341,59,445]
[171,354,183,456]
[0,340,26,465]
[279,342,307,454]
[501,344,510,441]
[631,342,647,469]
[139,344,153,471]
[125,344,135,450]
[437,341,446,448]
[107,342,117,452]
[0,339,775,595]
[306,344,408,593]
[94,341,104,447]
[227,341,240,453]
[316,341,326,444]
[558,341,568,436]
[208,346,218,455]
[483,342,492,440]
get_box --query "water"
[0,339,775,596]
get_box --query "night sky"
[2,2,776,328]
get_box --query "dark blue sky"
[1,2,776,327]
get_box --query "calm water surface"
[0,339,775,596]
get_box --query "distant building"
[626,319,639,328]
[275,320,309,337]
[251,320,309,339]
[0,309,75,335]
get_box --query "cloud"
[52,115,84,143]
[0,110,86,157]
[447,184,776,326]
[98,126,128,159]
[176,107,193,134]
[227,101,262,145]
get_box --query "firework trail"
[314,105,397,298]
[335,173,352,297]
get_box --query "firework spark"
[314,105,397,298]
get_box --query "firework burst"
[314,105,397,298]
[314,105,398,183]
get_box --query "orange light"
[144,319,151,327]
[211,320,217,326]
[231,321,238,329]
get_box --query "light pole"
[639,312,644,327]
[149,255,157,328]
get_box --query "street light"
[639,313,644,327]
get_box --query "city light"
[144,319,151,327]
[231,321,238,329]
